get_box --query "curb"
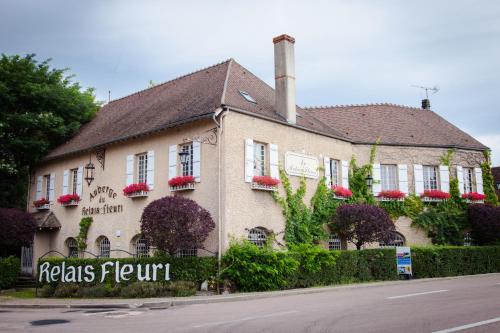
[1,273,498,310]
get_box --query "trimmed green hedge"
[38,256,217,287]
[0,256,20,289]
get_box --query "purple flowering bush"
[469,204,500,245]
[0,208,37,256]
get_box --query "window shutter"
[474,167,483,194]
[414,164,424,195]
[244,139,254,183]
[456,166,464,195]
[49,173,56,202]
[269,144,279,180]
[168,145,177,180]
[341,160,349,188]
[324,157,331,186]
[398,164,408,195]
[372,163,381,196]
[62,170,69,195]
[147,150,155,189]
[36,176,42,200]
[76,166,83,196]
[192,142,201,182]
[439,165,450,193]
[126,155,134,185]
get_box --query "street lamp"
[178,150,190,166]
[365,174,373,192]
[84,159,95,186]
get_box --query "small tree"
[334,204,395,250]
[0,208,37,256]
[469,204,500,245]
[140,196,215,256]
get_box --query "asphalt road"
[1,274,499,333]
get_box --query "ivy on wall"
[481,151,499,206]
[348,140,379,204]
[439,149,462,203]
[76,217,93,250]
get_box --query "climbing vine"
[76,217,93,250]
[481,151,499,206]
[348,140,379,204]
[440,149,462,203]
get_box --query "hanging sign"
[396,246,412,276]
[284,152,319,179]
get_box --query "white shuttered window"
[253,142,266,176]
[381,164,398,191]
[137,153,148,184]
[463,167,474,193]
[423,166,439,191]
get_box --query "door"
[21,245,33,276]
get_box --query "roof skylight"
[238,90,257,104]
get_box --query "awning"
[31,211,62,231]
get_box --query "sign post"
[396,246,412,278]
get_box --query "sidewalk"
[1,273,498,310]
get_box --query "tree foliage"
[468,204,500,245]
[334,204,395,250]
[481,151,499,206]
[140,196,215,256]
[0,54,99,208]
[348,140,379,204]
[0,208,37,256]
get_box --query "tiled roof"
[305,104,487,150]
[31,211,61,230]
[45,60,487,160]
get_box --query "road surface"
[1,274,499,332]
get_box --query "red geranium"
[33,198,50,207]
[57,194,81,204]
[168,176,195,187]
[461,192,486,201]
[378,190,406,199]
[252,176,280,186]
[123,183,150,195]
[332,186,353,198]
[420,190,450,200]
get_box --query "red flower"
[332,186,353,198]
[168,176,195,187]
[420,190,450,200]
[123,183,150,195]
[33,198,50,207]
[378,190,406,199]
[252,176,280,186]
[461,192,486,201]
[57,194,81,204]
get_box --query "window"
[379,232,405,248]
[181,143,194,176]
[381,164,398,191]
[329,159,340,187]
[423,166,439,191]
[137,153,148,183]
[133,236,150,258]
[463,167,474,193]
[70,168,78,195]
[253,143,266,176]
[238,90,257,103]
[497,183,500,190]
[97,236,110,258]
[328,234,342,250]
[44,174,51,200]
[463,232,472,247]
[248,228,267,248]
[66,238,78,258]
[175,249,198,257]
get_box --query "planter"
[61,200,79,207]
[465,199,484,204]
[422,197,446,203]
[377,197,405,202]
[126,190,149,198]
[170,183,195,192]
[251,182,278,191]
[332,194,348,200]
[35,204,50,211]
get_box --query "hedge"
[0,256,20,289]
[37,256,217,288]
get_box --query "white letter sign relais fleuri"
[284,152,319,179]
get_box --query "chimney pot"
[273,34,296,124]
[421,99,431,110]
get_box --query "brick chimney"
[273,34,296,124]
[421,99,431,110]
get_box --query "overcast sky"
[2,0,499,164]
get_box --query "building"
[25,35,488,273]
[493,167,500,199]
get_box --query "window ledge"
[170,183,195,192]
[61,201,79,207]
[422,197,446,203]
[126,191,149,198]
[35,204,51,211]
[465,199,484,204]
[376,197,405,202]
[332,194,349,200]
[251,182,278,191]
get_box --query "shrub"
[53,283,80,298]
[119,281,169,298]
[39,284,56,297]
[0,208,37,256]
[403,194,424,219]
[469,204,500,245]
[288,243,337,288]
[169,281,197,297]
[334,204,395,250]
[141,196,215,255]
[0,256,21,289]
[78,285,109,298]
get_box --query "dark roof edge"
[40,112,216,164]
[351,141,489,152]
[220,59,233,105]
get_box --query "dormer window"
[239,90,257,104]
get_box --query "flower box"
[251,176,279,191]
[331,186,352,200]
[57,194,81,207]
[420,190,450,202]
[170,183,195,192]
[462,192,485,204]
[123,183,150,198]
[377,190,405,202]
[169,176,195,192]
[34,198,50,211]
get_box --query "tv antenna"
[411,85,439,99]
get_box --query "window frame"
[423,165,439,191]
[70,168,78,195]
[463,167,474,193]
[66,238,78,258]
[253,142,266,177]
[379,232,406,248]
[175,248,198,257]
[44,174,51,200]
[134,236,150,258]
[329,159,340,187]
[136,152,148,184]
[380,164,398,191]
[328,233,342,250]
[180,143,194,177]
[248,227,268,248]
[97,236,111,258]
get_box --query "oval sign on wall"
[284,152,319,179]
